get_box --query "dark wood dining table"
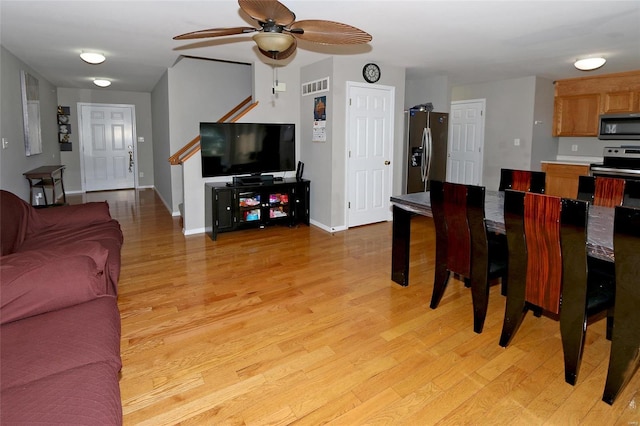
[389,190,614,286]
[389,190,640,407]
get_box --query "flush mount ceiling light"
[252,32,295,54]
[93,79,111,88]
[80,52,106,64]
[574,57,606,71]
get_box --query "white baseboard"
[183,227,205,236]
[152,188,175,215]
[310,219,346,233]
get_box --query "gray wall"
[151,71,172,211]
[531,77,558,167]
[405,74,451,112]
[56,88,154,193]
[177,60,301,234]
[1,46,60,200]
[164,57,252,214]
[300,57,333,228]
[452,76,557,190]
[300,57,406,230]
[557,136,638,159]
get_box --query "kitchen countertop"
[542,155,602,165]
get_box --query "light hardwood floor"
[70,189,640,425]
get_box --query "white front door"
[79,104,136,191]
[346,83,394,227]
[447,99,485,185]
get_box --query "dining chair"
[559,198,615,385]
[498,168,546,193]
[622,178,640,207]
[430,180,470,309]
[430,181,508,333]
[577,175,625,207]
[603,206,640,405]
[500,190,562,349]
[466,184,508,333]
[500,191,615,385]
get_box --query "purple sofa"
[1,190,124,424]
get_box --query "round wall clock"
[362,63,381,83]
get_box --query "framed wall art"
[20,70,43,156]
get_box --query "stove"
[589,146,640,179]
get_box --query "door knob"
[384,160,391,165]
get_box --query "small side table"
[23,165,67,207]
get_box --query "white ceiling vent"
[302,77,329,96]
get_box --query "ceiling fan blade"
[258,36,297,60]
[173,27,257,40]
[289,20,372,45]
[239,0,296,26]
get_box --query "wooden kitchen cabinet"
[553,70,640,137]
[553,94,601,136]
[603,91,640,114]
[541,162,590,198]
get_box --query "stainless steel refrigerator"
[405,110,449,193]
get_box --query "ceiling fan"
[173,0,372,60]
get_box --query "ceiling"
[2,1,640,93]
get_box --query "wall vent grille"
[302,77,330,96]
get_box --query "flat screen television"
[200,122,296,177]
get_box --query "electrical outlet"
[571,144,578,152]
[139,172,144,178]
[514,138,520,146]
[1,138,8,149]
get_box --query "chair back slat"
[577,175,596,202]
[623,179,640,207]
[512,170,532,192]
[603,205,640,404]
[524,193,563,314]
[594,177,625,207]
[499,168,546,193]
[443,182,471,277]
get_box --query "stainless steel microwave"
[598,113,640,140]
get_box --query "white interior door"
[347,83,394,227]
[80,104,136,191]
[447,99,485,185]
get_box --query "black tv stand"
[205,178,310,241]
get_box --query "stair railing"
[168,96,258,165]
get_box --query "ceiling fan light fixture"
[574,57,606,71]
[252,32,294,53]
[80,51,106,64]
[93,79,111,88]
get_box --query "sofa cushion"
[0,241,111,324]
[1,297,121,390]
[27,200,115,238]
[0,190,31,256]
[0,361,123,425]
[18,220,124,292]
